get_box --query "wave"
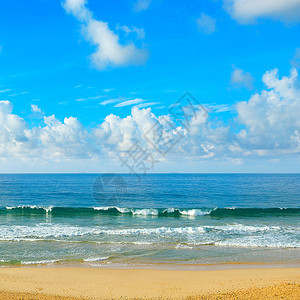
[2,206,300,218]
[0,222,299,249]
[0,224,206,240]
[0,223,299,240]
[83,256,109,262]
[215,238,300,248]
[0,257,110,266]
[5,205,53,213]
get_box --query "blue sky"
[0,0,300,172]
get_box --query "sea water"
[0,174,299,266]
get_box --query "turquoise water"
[0,174,299,266]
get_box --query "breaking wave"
[2,206,300,217]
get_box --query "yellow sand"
[0,267,299,299]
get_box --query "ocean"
[0,173,299,267]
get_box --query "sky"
[0,0,300,173]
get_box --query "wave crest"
[2,206,300,218]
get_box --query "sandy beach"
[0,266,299,299]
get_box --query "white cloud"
[85,20,148,70]
[63,0,91,21]
[102,88,115,93]
[88,95,104,100]
[76,94,104,101]
[0,67,300,171]
[236,68,300,155]
[291,48,300,68]
[8,92,28,97]
[93,107,154,152]
[196,13,216,34]
[134,0,153,12]
[0,101,95,159]
[231,67,254,90]
[133,102,160,109]
[0,89,12,93]
[208,104,231,113]
[99,99,120,106]
[224,0,300,24]
[114,98,144,107]
[0,101,34,157]
[40,115,94,158]
[31,104,42,113]
[116,25,145,39]
[63,0,148,70]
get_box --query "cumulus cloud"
[196,13,216,34]
[0,101,34,157]
[93,107,157,152]
[63,0,148,70]
[0,100,227,163]
[0,67,300,169]
[63,0,91,21]
[0,101,95,160]
[40,115,94,158]
[231,67,254,90]
[236,68,300,155]
[224,0,300,24]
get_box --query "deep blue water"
[0,174,299,266]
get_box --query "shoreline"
[0,265,299,299]
[2,261,300,270]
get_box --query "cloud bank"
[63,0,148,69]
[0,68,299,170]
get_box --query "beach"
[0,266,299,299]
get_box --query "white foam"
[83,256,109,262]
[179,209,212,216]
[0,223,298,242]
[204,224,282,233]
[21,259,60,265]
[131,209,159,216]
[6,205,53,213]
[100,226,206,235]
[216,238,300,248]
[93,207,131,213]
[0,224,207,239]
[175,244,193,249]
[93,206,214,216]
